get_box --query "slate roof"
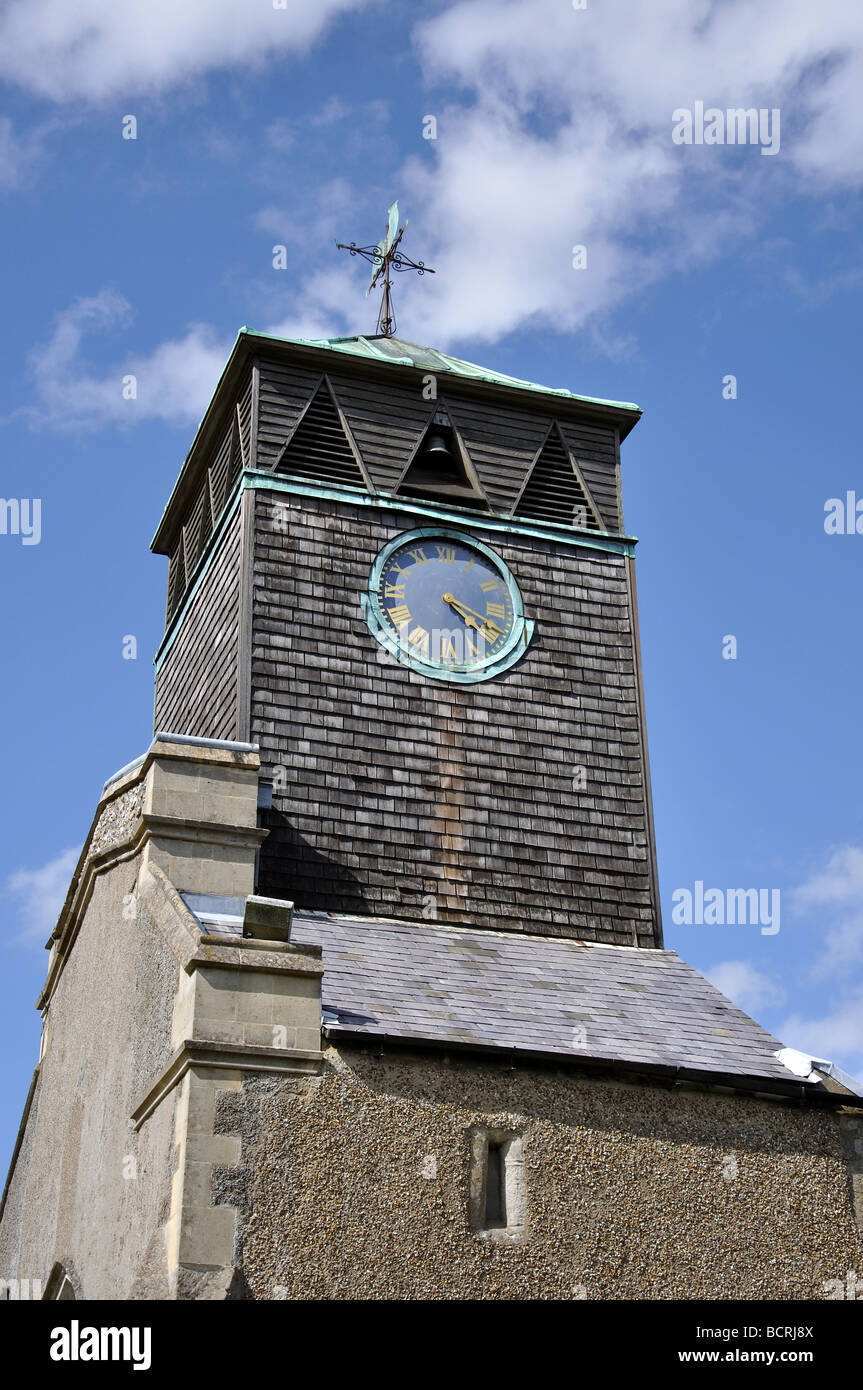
[183,897,821,1092]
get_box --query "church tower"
[151,330,661,946]
[2,329,861,1304]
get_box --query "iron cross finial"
[336,201,435,337]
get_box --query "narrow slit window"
[485,1139,507,1228]
[470,1127,525,1240]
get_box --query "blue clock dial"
[377,537,514,668]
[362,528,533,682]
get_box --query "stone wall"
[0,734,324,1301]
[0,853,180,1300]
[219,1045,863,1301]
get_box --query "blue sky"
[2,0,863,1171]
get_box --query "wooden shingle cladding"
[159,361,254,624]
[147,337,656,946]
[249,490,660,947]
[154,507,243,740]
[153,337,636,635]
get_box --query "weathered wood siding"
[324,368,434,493]
[151,349,645,942]
[255,359,323,471]
[162,365,253,627]
[559,419,622,532]
[252,356,624,531]
[251,490,657,946]
[154,507,243,740]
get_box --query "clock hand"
[441,593,503,639]
[442,592,484,622]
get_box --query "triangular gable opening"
[396,406,489,510]
[275,380,368,488]
[512,424,604,531]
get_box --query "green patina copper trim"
[240,471,638,555]
[154,469,636,671]
[362,526,534,684]
[238,329,642,415]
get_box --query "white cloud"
[310,95,351,128]
[24,278,361,431]
[265,118,295,154]
[254,175,356,248]
[794,845,863,909]
[20,1,863,428]
[0,116,56,189]
[792,845,863,978]
[241,0,863,348]
[772,845,863,1083]
[4,848,80,946]
[704,960,785,1015]
[27,290,230,430]
[781,989,863,1087]
[0,0,374,103]
[395,0,863,345]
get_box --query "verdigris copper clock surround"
[361,527,534,682]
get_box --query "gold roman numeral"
[486,602,506,619]
[407,548,429,564]
[435,545,456,563]
[383,583,406,599]
[407,625,430,655]
[388,603,412,625]
[440,636,458,661]
[479,578,500,592]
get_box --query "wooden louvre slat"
[208,422,233,525]
[275,383,366,486]
[166,538,185,620]
[182,484,207,577]
[225,415,244,498]
[513,427,603,529]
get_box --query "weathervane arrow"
[336,201,434,337]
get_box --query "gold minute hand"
[441,593,503,638]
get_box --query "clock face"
[363,528,532,681]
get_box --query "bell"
[423,431,452,461]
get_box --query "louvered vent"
[163,380,252,630]
[208,426,232,523]
[275,383,365,486]
[182,485,206,578]
[166,538,185,620]
[224,416,244,498]
[513,427,603,530]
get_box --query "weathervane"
[336,201,434,337]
